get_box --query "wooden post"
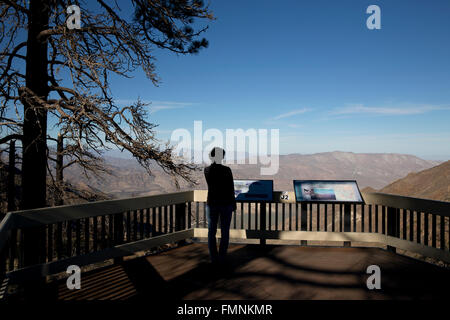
[7,141,17,270]
[114,213,124,244]
[387,207,398,253]
[175,203,187,246]
[300,203,307,246]
[23,226,44,266]
[113,213,124,264]
[7,140,16,212]
[343,204,351,232]
[343,204,351,247]
[260,203,266,246]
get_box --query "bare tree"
[47,131,111,206]
[0,0,214,212]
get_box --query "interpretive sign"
[234,180,273,202]
[293,180,364,203]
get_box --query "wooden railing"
[1,190,449,286]
[0,191,195,283]
[192,190,450,262]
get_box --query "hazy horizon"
[94,148,449,162]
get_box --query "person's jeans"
[206,204,233,263]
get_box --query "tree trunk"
[55,134,64,206]
[22,0,50,267]
[21,0,49,211]
[7,140,16,212]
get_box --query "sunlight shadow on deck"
[8,243,450,301]
[139,243,450,300]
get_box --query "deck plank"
[5,243,450,300]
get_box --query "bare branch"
[0,133,23,144]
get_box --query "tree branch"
[0,133,23,144]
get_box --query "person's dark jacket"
[204,163,237,211]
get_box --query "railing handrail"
[4,190,194,229]
[4,190,448,228]
[0,190,194,259]
[194,190,450,217]
[362,192,450,216]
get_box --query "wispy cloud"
[332,104,450,116]
[273,108,311,120]
[115,99,194,114]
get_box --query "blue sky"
[76,1,450,159]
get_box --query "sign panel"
[234,180,273,202]
[293,180,364,203]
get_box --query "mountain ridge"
[63,151,440,199]
[379,160,450,202]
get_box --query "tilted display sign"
[293,180,364,203]
[234,180,273,202]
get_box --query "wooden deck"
[5,243,450,300]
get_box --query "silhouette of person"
[204,147,237,264]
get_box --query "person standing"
[204,147,237,264]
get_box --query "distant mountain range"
[63,151,441,199]
[378,160,450,202]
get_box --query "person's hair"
[209,147,225,161]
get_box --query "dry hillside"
[380,160,450,202]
